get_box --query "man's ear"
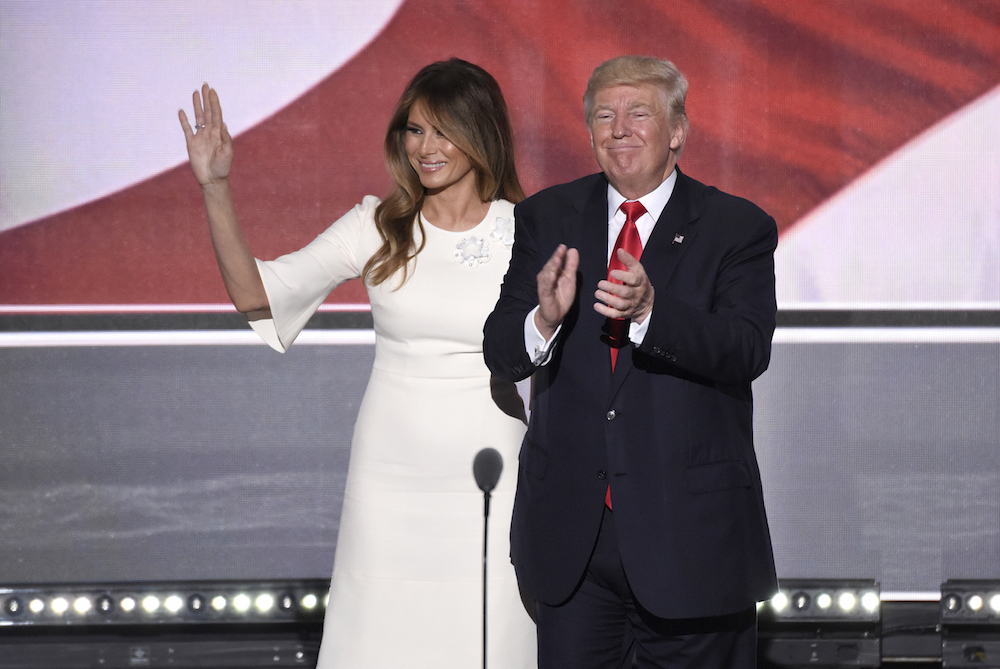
[670,125,686,150]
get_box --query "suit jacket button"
[606,410,616,420]
[597,470,607,480]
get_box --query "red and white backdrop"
[2,0,998,307]
[1,1,998,595]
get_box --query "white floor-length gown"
[249,196,536,668]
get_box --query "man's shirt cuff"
[525,305,560,365]
[630,308,652,344]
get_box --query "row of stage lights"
[766,588,880,620]
[942,588,1000,621]
[0,580,330,626]
[941,581,1000,669]
[4,578,998,624]
[5,591,323,617]
[759,579,881,623]
[756,580,1000,668]
[760,580,1000,623]
[758,580,884,668]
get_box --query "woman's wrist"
[201,178,231,195]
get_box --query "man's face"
[588,83,684,199]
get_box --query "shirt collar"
[606,168,677,223]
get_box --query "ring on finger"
[194,123,205,131]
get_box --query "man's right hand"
[535,244,579,340]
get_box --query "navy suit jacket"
[483,168,779,620]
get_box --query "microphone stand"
[473,448,503,669]
[481,485,492,669]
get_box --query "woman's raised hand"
[178,83,233,187]
[177,84,267,312]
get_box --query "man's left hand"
[594,248,654,323]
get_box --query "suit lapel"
[567,176,619,379]
[642,168,701,292]
[577,178,610,302]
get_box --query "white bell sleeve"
[248,195,380,352]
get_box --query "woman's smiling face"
[405,101,476,195]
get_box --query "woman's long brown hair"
[363,59,525,287]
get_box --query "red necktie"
[607,200,646,371]
[605,201,645,510]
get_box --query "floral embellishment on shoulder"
[455,235,491,267]
[491,216,515,248]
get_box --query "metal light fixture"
[0,579,329,627]
[0,579,331,667]
[758,579,881,668]
[941,579,1000,668]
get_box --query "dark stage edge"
[0,602,952,669]
[0,309,998,332]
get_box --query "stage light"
[255,593,274,613]
[0,580,329,627]
[233,594,251,612]
[0,581,329,668]
[940,580,1000,668]
[763,580,879,623]
[941,580,1000,620]
[758,579,881,668]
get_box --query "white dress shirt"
[525,169,678,365]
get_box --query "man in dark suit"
[483,56,778,668]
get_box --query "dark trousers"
[534,507,758,669]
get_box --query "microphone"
[472,447,503,669]
[473,447,503,494]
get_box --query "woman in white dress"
[179,59,536,668]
